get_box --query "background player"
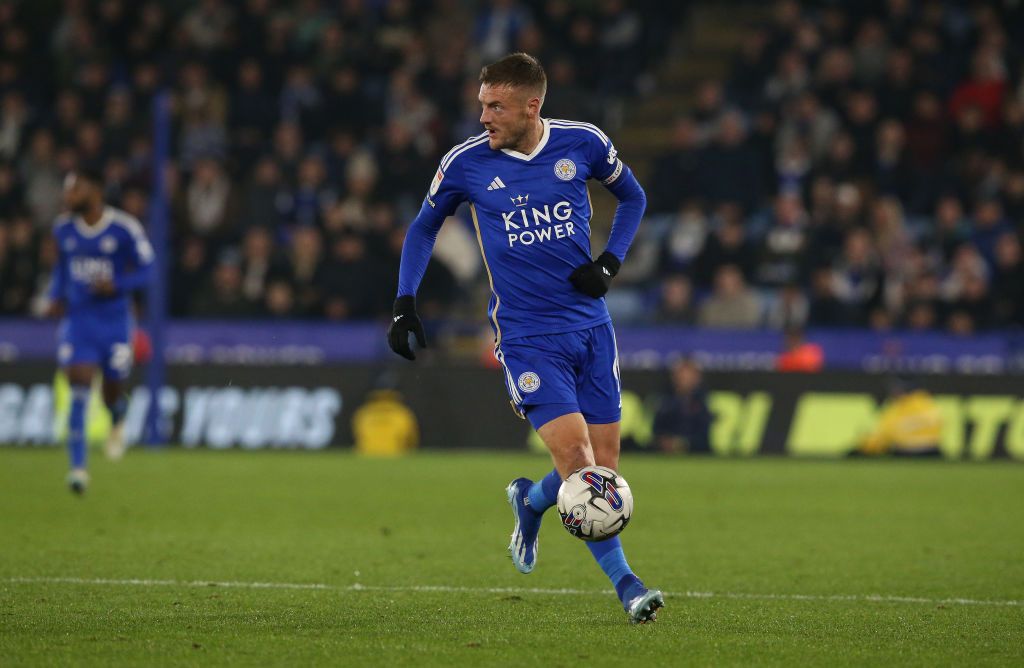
[47,168,154,494]
[387,53,662,623]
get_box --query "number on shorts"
[109,343,133,375]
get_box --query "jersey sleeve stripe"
[549,117,608,135]
[440,133,489,172]
[548,120,610,145]
[111,214,155,264]
[439,131,486,165]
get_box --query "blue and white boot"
[622,579,665,624]
[66,468,89,496]
[506,478,542,574]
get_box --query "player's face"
[479,83,538,150]
[63,173,99,214]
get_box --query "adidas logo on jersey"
[486,176,507,190]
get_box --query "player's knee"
[102,383,122,405]
[593,449,619,471]
[66,365,93,386]
[556,440,594,471]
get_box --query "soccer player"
[387,53,663,623]
[47,168,154,494]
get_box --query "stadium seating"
[0,0,1020,336]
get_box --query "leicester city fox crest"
[517,372,541,393]
[554,158,576,181]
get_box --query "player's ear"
[526,94,542,118]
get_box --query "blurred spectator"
[701,111,764,212]
[0,216,38,314]
[475,1,533,62]
[765,283,809,330]
[659,203,708,275]
[948,47,1007,130]
[698,264,762,330]
[285,226,327,317]
[288,155,337,228]
[858,377,942,457]
[0,162,24,219]
[929,195,970,262]
[239,226,278,304]
[230,60,278,167]
[653,358,712,454]
[970,198,1013,270]
[990,233,1024,327]
[264,279,298,319]
[691,211,756,288]
[182,0,234,52]
[0,92,29,161]
[241,157,289,232]
[831,228,883,323]
[598,0,645,97]
[776,327,823,373]
[776,92,840,164]
[322,232,379,320]
[755,193,809,288]
[189,252,259,318]
[20,130,63,226]
[352,382,419,457]
[655,274,696,325]
[171,236,210,316]
[648,117,704,215]
[808,267,850,326]
[184,158,235,240]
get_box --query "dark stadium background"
[0,0,1021,455]
[1,3,1023,665]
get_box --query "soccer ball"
[556,465,633,541]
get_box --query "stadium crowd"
[0,0,674,320]
[639,0,1024,333]
[0,0,1021,335]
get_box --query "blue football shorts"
[57,315,134,380]
[495,321,622,430]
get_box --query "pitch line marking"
[4,577,1021,608]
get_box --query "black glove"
[569,251,621,298]
[387,295,426,361]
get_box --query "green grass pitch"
[1,448,1022,666]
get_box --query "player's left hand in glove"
[387,295,426,361]
[569,251,621,298]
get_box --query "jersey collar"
[500,118,550,162]
[73,206,114,238]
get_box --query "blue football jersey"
[425,118,625,342]
[50,206,154,320]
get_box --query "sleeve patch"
[428,168,444,196]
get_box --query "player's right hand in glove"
[569,251,621,298]
[387,295,426,361]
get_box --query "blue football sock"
[587,536,643,605]
[107,394,128,425]
[68,384,89,469]
[526,468,561,513]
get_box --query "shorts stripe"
[495,348,522,406]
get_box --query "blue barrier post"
[143,89,170,446]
